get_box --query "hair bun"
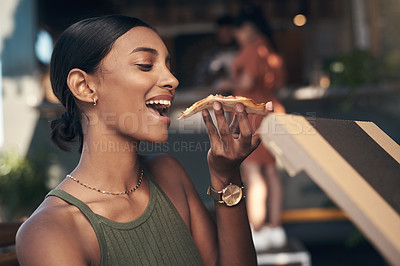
[50,112,82,151]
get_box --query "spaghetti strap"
[46,189,107,264]
[46,190,98,222]
[140,162,170,202]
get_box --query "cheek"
[124,70,157,87]
[99,77,151,108]
[102,69,155,92]
[116,112,141,134]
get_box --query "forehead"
[110,26,167,56]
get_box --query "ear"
[67,68,97,104]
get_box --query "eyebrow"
[130,47,159,55]
[131,46,171,65]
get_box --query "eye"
[136,64,153,71]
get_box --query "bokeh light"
[35,30,53,65]
[293,14,307,27]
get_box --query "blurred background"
[1,0,399,265]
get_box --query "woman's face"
[90,26,179,144]
[234,22,255,47]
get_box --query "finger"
[229,113,240,139]
[251,128,262,151]
[235,103,253,149]
[202,109,222,149]
[213,101,233,147]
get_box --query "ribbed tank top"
[46,167,203,266]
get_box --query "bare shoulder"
[16,198,88,265]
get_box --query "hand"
[202,101,271,187]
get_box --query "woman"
[16,15,267,265]
[229,8,287,250]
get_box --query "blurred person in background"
[195,15,238,94]
[15,15,272,265]
[221,6,287,251]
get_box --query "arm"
[155,150,254,266]
[16,209,88,266]
[201,101,266,266]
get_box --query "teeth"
[145,99,171,107]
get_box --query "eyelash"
[136,64,153,71]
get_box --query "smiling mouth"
[145,99,171,117]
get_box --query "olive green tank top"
[46,167,203,266]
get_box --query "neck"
[70,130,142,192]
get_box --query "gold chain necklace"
[66,170,143,195]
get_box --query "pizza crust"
[177,94,267,120]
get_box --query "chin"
[154,134,169,144]
[142,131,169,144]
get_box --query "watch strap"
[207,186,223,203]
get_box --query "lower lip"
[159,115,171,127]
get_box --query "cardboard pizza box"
[260,114,400,265]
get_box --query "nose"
[159,68,179,92]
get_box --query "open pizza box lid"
[259,114,400,265]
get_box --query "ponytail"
[50,111,83,152]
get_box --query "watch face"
[222,184,243,207]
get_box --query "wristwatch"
[207,183,245,207]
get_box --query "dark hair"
[50,15,151,152]
[216,15,234,26]
[235,6,276,50]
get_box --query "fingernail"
[213,101,221,111]
[235,103,244,112]
[266,101,273,111]
[202,110,208,117]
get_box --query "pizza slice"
[177,94,267,120]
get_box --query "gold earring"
[93,97,97,106]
